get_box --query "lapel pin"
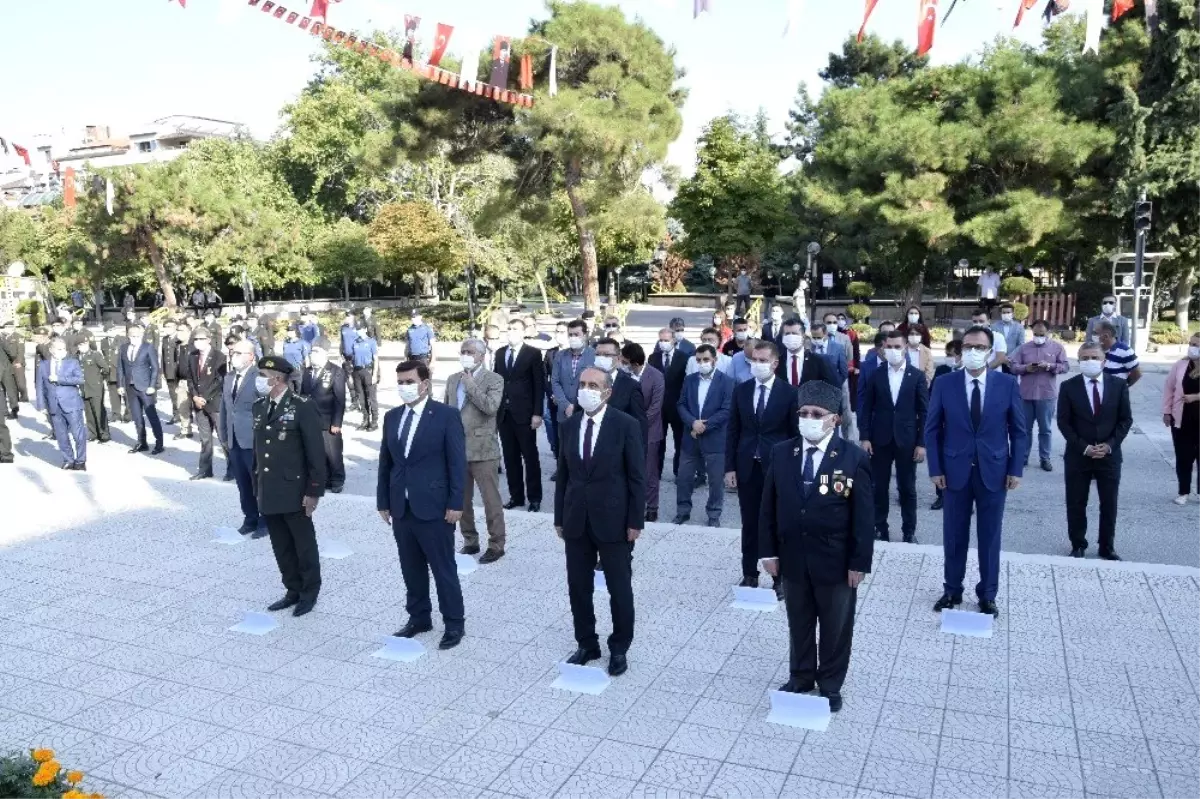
[818,485,829,495]
[793,446,800,456]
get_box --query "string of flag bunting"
[0,137,32,166]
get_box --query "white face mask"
[568,336,585,351]
[812,339,826,352]
[837,319,848,330]
[1001,313,1014,322]
[577,388,604,413]
[734,331,748,342]
[798,417,831,443]
[771,314,783,323]
[907,313,920,324]
[195,339,211,352]
[51,349,67,361]
[697,362,714,375]
[508,332,524,346]
[459,354,477,370]
[673,330,685,342]
[398,383,421,404]
[947,356,962,370]
[884,348,906,366]
[1079,360,1104,378]
[962,349,989,371]
[1189,345,1200,360]
[908,335,922,347]
[1102,303,1115,314]
[1032,336,1047,345]
[712,317,722,326]
[255,375,270,395]
[593,355,614,372]
[751,362,774,381]
[658,340,673,352]
[412,317,422,326]
[556,333,568,347]
[311,355,329,369]
[782,334,804,351]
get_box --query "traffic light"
[1134,200,1152,234]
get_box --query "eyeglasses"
[962,344,991,353]
[797,411,831,420]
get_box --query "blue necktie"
[756,384,767,421]
[970,379,982,430]
[802,446,817,495]
[397,408,414,460]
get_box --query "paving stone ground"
[2,303,1198,798]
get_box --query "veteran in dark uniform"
[75,336,111,442]
[0,335,17,420]
[300,345,347,493]
[100,324,130,423]
[760,380,874,713]
[254,355,328,617]
[1,321,27,406]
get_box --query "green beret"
[796,380,843,415]
[257,356,294,376]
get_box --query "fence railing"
[1021,292,1076,328]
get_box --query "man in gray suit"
[550,319,595,446]
[623,341,665,522]
[445,339,507,562]
[220,339,264,537]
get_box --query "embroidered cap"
[796,380,842,415]
[257,356,295,376]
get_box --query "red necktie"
[791,355,799,386]
[1091,380,1102,416]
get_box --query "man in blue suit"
[378,359,468,650]
[726,340,799,592]
[674,344,734,526]
[116,323,164,454]
[36,337,87,470]
[859,330,929,543]
[809,322,849,387]
[925,325,1028,616]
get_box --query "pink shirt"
[1008,339,1069,401]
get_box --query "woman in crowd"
[897,305,932,348]
[1163,332,1200,504]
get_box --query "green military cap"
[257,355,294,376]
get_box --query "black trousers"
[1065,459,1120,553]
[127,387,163,446]
[499,413,542,503]
[107,382,126,421]
[736,461,766,579]
[392,509,465,631]
[1,369,16,412]
[565,521,634,654]
[82,394,109,441]
[785,568,858,695]
[323,429,345,488]
[342,357,360,409]
[1171,425,1199,495]
[351,368,377,425]
[195,405,219,476]
[265,510,321,603]
[657,414,684,478]
[872,441,917,537]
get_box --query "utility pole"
[1131,192,1152,350]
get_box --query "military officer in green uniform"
[0,321,27,406]
[0,334,17,420]
[75,337,111,442]
[100,324,130,423]
[254,355,327,617]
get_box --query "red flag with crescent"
[309,0,339,21]
[917,0,937,55]
[428,22,453,66]
[1111,0,1134,19]
[12,143,30,166]
[1013,0,1039,26]
[857,0,880,42]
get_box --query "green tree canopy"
[368,200,467,296]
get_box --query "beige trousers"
[461,458,506,551]
[175,383,193,434]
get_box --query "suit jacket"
[775,347,838,389]
[553,406,646,541]
[637,366,665,445]
[924,369,1028,493]
[444,367,504,462]
[647,346,688,423]
[1085,314,1130,346]
[161,336,183,381]
[495,344,546,425]
[219,366,259,450]
[77,350,110,401]
[116,342,159,392]
[608,371,648,448]
[859,362,929,449]
[377,399,467,521]
[551,347,596,421]
[188,349,228,407]
[100,336,126,384]
[301,363,347,429]
[760,434,874,584]
[813,341,848,385]
[36,358,84,415]
[1056,374,1133,468]
[252,390,327,515]
[725,378,799,481]
[678,371,735,456]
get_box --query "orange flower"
[32,760,58,787]
[63,791,85,799]
[67,770,84,784]
[31,748,55,763]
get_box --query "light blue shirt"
[351,337,378,368]
[406,323,435,355]
[730,351,754,384]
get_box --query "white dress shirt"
[697,373,714,416]
[398,396,429,458]
[783,349,805,385]
[756,374,777,400]
[1087,375,1104,405]
[50,358,61,383]
[965,369,987,408]
[456,366,483,409]
[888,363,906,405]
[685,351,733,377]
[505,342,522,369]
[579,403,608,458]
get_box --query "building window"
[137,141,153,153]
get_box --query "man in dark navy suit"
[925,325,1027,616]
[593,337,647,449]
[554,367,646,677]
[378,360,468,650]
[648,327,688,479]
[726,340,799,592]
[674,345,734,526]
[760,380,874,713]
[495,317,546,512]
[116,323,164,454]
[859,329,929,543]
[776,318,837,389]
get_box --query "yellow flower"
[67,771,84,785]
[31,748,55,763]
[31,761,58,787]
[63,791,85,799]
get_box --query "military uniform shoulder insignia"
[295,394,310,403]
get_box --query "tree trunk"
[535,267,551,314]
[1175,267,1196,330]
[343,274,350,303]
[420,271,438,299]
[565,157,600,312]
[142,231,178,309]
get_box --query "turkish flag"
[519,53,533,90]
[64,168,76,208]
[1013,0,1039,26]
[1111,0,1134,19]
[12,143,30,166]
[309,0,340,21]
[428,22,453,66]
[857,0,880,42]
[917,0,937,55]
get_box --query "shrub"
[1150,321,1187,345]
[850,323,876,339]
[846,281,874,300]
[1001,277,1036,298]
[1053,328,1079,343]
[929,326,954,344]
[16,299,44,328]
[1064,279,1109,329]
[1010,301,1030,322]
[845,303,872,322]
[0,748,102,798]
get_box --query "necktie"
[583,417,595,466]
[970,379,982,430]
[756,384,767,420]
[398,408,414,458]
[664,352,671,370]
[232,372,241,401]
[1091,379,1102,416]
[802,446,817,494]
[507,348,514,371]
[268,399,277,418]
[791,355,799,386]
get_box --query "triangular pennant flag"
[12,143,30,166]
[105,179,115,215]
[548,45,558,96]
[1013,0,1039,26]
[857,0,880,41]
[0,137,8,155]
[1041,0,1067,22]
[917,0,938,55]
[519,53,533,90]
[428,22,453,66]
[1111,0,1134,19]
[783,0,802,36]
[1083,0,1103,52]
[694,0,712,18]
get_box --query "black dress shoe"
[267,593,299,611]
[902,533,916,544]
[223,473,234,482]
[129,443,149,453]
[72,462,87,471]
[237,523,255,535]
[644,509,658,522]
[978,599,999,617]
[779,678,814,693]
[185,432,194,439]
[460,544,482,555]
[931,496,943,510]
[190,472,213,481]
[933,594,962,612]
[672,514,690,525]
[738,576,758,588]
[549,473,556,482]
[821,692,843,712]
[479,549,504,564]
[293,599,316,617]
[566,647,602,666]
[0,455,13,464]
[527,501,540,513]
[1099,550,1121,561]
[393,620,433,638]
[251,527,269,539]
[150,444,165,455]
[1041,459,1053,472]
[608,653,628,676]
[707,519,721,527]
[61,462,74,470]
[1070,546,1085,558]
[99,436,111,443]
[503,499,524,510]
[328,485,343,494]
[876,530,890,542]
[439,630,464,650]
